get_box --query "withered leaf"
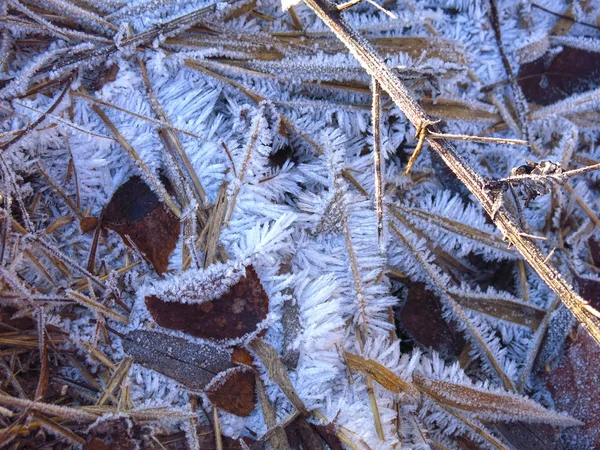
[205,367,256,417]
[285,417,325,450]
[518,47,600,106]
[542,327,600,447]
[102,176,179,275]
[122,330,233,391]
[491,422,558,450]
[396,281,465,358]
[145,266,269,340]
[284,417,344,450]
[83,417,145,450]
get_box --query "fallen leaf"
[102,175,179,275]
[284,416,344,450]
[542,325,600,448]
[491,422,559,450]
[205,367,256,417]
[83,417,144,450]
[122,330,234,391]
[285,416,326,450]
[79,216,99,234]
[518,47,600,106]
[231,347,254,367]
[396,281,466,358]
[145,265,269,340]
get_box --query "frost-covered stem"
[6,0,112,44]
[223,117,261,225]
[82,88,182,219]
[517,296,561,392]
[425,398,510,450]
[499,162,600,185]
[213,406,223,450]
[371,78,384,251]
[36,161,83,219]
[301,0,600,348]
[355,325,385,441]
[488,0,531,143]
[428,130,528,147]
[0,393,99,422]
[138,58,208,213]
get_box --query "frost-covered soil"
[2,0,600,448]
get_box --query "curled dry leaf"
[205,367,257,417]
[145,265,269,340]
[95,176,180,275]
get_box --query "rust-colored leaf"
[205,367,256,417]
[83,417,142,450]
[396,281,465,358]
[145,266,269,340]
[79,216,99,234]
[99,176,179,275]
[231,347,254,367]
[542,326,600,447]
[518,47,600,106]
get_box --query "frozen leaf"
[122,330,234,391]
[101,176,180,275]
[518,48,600,106]
[396,281,466,358]
[205,367,256,417]
[414,374,582,426]
[542,326,600,447]
[492,422,558,450]
[284,417,344,450]
[145,266,269,341]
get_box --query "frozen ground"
[1,0,600,448]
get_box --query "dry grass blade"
[96,357,133,406]
[203,180,229,268]
[82,90,182,219]
[302,0,600,349]
[413,373,582,425]
[138,59,208,212]
[389,203,513,255]
[250,338,308,415]
[447,289,546,328]
[371,79,384,249]
[34,412,86,445]
[0,393,99,422]
[344,352,418,397]
[66,290,128,324]
[256,374,291,450]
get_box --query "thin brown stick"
[301,0,600,347]
[371,78,384,250]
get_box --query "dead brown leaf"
[145,266,269,340]
[206,367,256,417]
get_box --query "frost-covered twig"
[299,0,600,348]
